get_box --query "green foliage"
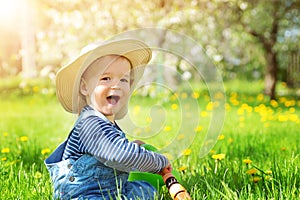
[0,80,299,199]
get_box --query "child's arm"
[78,116,169,173]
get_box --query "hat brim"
[56,39,152,119]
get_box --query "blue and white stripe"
[63,106,168,173]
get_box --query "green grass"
[0,80,299,199]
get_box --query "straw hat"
[56,39,152,119]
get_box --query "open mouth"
[107,95,120,105]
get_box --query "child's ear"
[80,79,89,96]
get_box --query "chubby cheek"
[89,86,107,105]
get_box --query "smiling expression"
[80,55,131,122]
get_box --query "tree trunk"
[264,50,278,100]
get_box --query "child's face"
[80,55,131,122]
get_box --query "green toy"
[128,144,181,190]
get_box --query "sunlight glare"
[0,0,22,24]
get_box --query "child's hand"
[132,140,145,146]
[158,162,172,176]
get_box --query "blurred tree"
[208,0,300,99]
[158,0,300,99]
[238,0,299,99]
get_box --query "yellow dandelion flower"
[146,116,152,123]
[270,100,278,107]
[289,107,295,113]
[163,126,172,132]
[228,138,234,143]
[181,92,188,99]
[171,104,178,110]
[278,114,288,122]
[242,159,252,165]
[32,86,39,93]
[239,116,245,122]
[252,176,261,183]
[41,148,51,155]
[212,153,225,161]
[246,168,258,175]
[34,171,42,179]
[20,136,28,142]
[217,134,225,140]
[1,157,7,161]
[194,126,203,132]
[225,103,231,111]
[192,92,200,99]
[1,148,10,153]
[265,175,272,181]
[206,102,213,111]
[265,170,272,175]
[178,166,187,172]
[177,134,185,140]
[3,132,8,137]
[237,108,244,115]
[257,94,264,101]
[182,149,192,156]
[200,111,208,117]
[214,92,225,99]
[133,106,141,115]
[281,147,286,151]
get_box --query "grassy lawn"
[0,79,299,199]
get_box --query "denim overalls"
[45,111,157,200]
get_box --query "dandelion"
[1,157,7,161]
[246,168,258,175]
[212,153,225,161]
[1,148,10,153]
[20,136,28,142]
[33,86,39,93]
[171,104,178,110]
[3,132,8,137]
[243,159,252,165]
[146,117,152,123]
[133,105,140,115]
[182,149,192,156]
[206,102,213,111]
[270,100,278,107]
[34,171,42,179]
[217,134,225,140]
[200,111,208,117]
[41,148,51,155]
[281,147,286,151]
[178,166,187,172]
[257,94,264,101]
[177,134,185,140]
[252,176,261,183]
[194,126,203,132]
[192,92,200,99]
[163,126,172,132]
[265,170,272,175]
[181,92,188,99]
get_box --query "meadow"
[0,79,299,199]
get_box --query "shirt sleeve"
[78,116,169,173]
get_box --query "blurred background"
[0,0,299,99]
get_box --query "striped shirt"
[62,106,168,173]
